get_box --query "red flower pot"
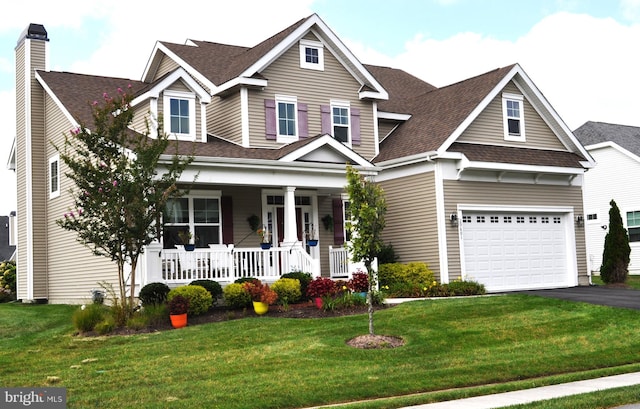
[170,313,187,328]
[314,297,323,309]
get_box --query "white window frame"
[586,210,599,224]
[502,93,525,142]
[626,209,640,243]
[276,95,298,143]
[163,190,222,248]
[299,39,324,71]
[163,90,196,141]
[49,154,60,199]
[331,100,351,145]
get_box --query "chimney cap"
[18,23,48,44]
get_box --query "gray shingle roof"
[573,121,640,156]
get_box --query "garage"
[460,211,571,292]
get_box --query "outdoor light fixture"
[575,215,584,227]
[450,213,458,227]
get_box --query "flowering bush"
[243,281,278,305]
[306,277,337,298]
[0,261,16,302]
[348,271,369,292]
[257,227,271,243]
[167,294,189,315]
[167,285,212,315]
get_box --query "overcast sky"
[1,0,639,215]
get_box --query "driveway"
[518,285,640,310]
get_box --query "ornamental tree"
[600,199,630,284]
[56,87,193,314]
[345,165,387,335]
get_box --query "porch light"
[449,213,458,227]
[575,215,584,227]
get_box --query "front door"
[264,193,315,253]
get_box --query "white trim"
[200,101,207,142]
[35,72,79,129]
[7,137,16,171]
[48,154,60,199]
[435,162,449,283]
[240,87,250,147]
[377,111,411,121]
[372,102,380,157]
[163,90,196,141]
[278,134,373,168]
[585,209,600,225]
[299,39,324,71]
[275,94,298,143]
[149,98,158,139]
[212,77,268,97]
[502,92,526,142]
[586,141,640,164]
[133,67,211,105]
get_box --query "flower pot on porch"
[307,239,318,247]
[183,244,195,251]
[170,313,188,328]
[253,301,269,315]
[260,243,272,250]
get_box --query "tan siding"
[155,55,180,80]
[44,94,119,303]
[247,36,377,159]
[458,82,566,150]
[443,180,587,282]
[208,93,243,144]
[378,120,399,140]
[380,172,440,276]
[131,100,153,135]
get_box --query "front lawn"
[2,295,640,408]
[591,274,640,289]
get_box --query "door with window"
[264,195,315,253]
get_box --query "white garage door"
[461,212,569,292]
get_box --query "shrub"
[140,303,169,327]
[444,280,486,296]
[601,199,631,283]
[306,277,337,298]
[348,271,369,292]
[139,282,170,306]
[281,271,312,299]
[378,243,399,264]
[234,277,259,284]
[72,304,107,332]
[126,315,149,330]
[167,285,212,316]
[94,316,116,335]
[378,262,435,297]
[167,294,189,315]
[0,261,16,302]
[189,280,223,305]
[271,278,302,305]
[243,281,278,305]
[223,283,252,309]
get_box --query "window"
[627,211,640,242]
[299,39,324,71]
[162,194,221,249]
[49,155,60,199]
[276,95,297,142]
[163,90,196,140]
[502,93,525,142]
[331,101,350,143]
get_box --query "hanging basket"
[307,239,318,247]
[260,243,272,250]
[184,244,195,251]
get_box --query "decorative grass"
[2,295,640,408]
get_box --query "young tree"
[57,87,193,313]
[600,199,631,284]
[345,165,386,335]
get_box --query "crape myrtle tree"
[600,199,630,284]
[345,165,387,335]
[56,86,193,314]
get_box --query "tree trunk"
[366,261,374,335]
[128,257,138,313]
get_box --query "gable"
[456,81,566,150]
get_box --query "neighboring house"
[0,215,16,261]
[11,15,594,303]
[574,121,640,275]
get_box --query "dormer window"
[502,93,525,142]
[163,90,196,140]
[299,39,324,71]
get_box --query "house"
[573,121,640,275]
[11,15,594,303]
[0,214,16,261]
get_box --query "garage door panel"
[462,211,569,292]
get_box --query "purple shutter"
[222,196,234,244]
[351,108,361,146]
[332,198,344,245]
[264,99,276,140]
[320,105,331,135]
[298,103,308,139]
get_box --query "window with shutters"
[276,95,297,143]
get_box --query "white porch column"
[281,186,300,246]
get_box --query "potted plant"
[178,230,195,251]
[168,294,189,328]
[306,224,318,247]
[306,277,337,308]
[243,280,278,314]
[257,226,272,250]
[348,271,369,300]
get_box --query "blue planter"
[183,244,196,251]
[260,243,272,250]
[308,239,318,247]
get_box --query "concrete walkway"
[400,372,640,409]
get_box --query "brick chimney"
[15,23,49,301]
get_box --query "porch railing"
[328,245,378,280]
[142,244,319,286]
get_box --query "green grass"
[505,385,640,408]
[2,295,640,408]
[591,274,640,289]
